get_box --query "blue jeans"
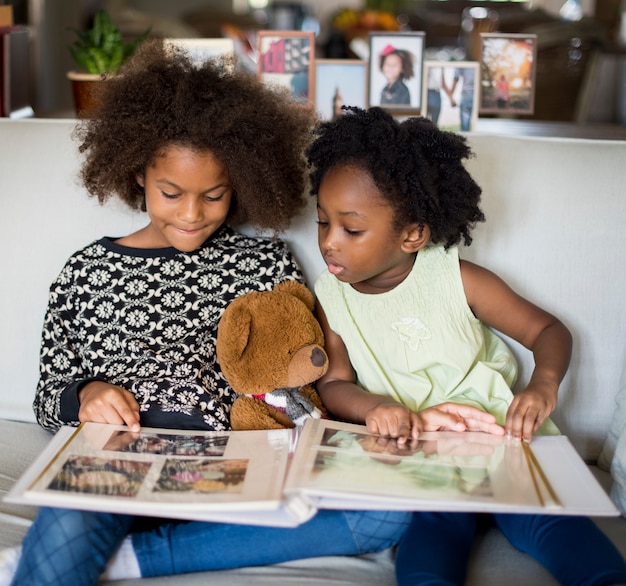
[395,511,626,586]
[427,89,441,125]
[459,98,473,132]
[11,507,410,585]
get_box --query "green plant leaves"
[67,9,150,75]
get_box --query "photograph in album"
[5,423,308,527]
[285,419,561,512]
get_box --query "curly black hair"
[74,39,317,232]
[306,106,485,248]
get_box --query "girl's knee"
[344,510,411,553]
[15,509,135,586]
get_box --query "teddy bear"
[216,280,328,431]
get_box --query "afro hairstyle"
[307,106,485,248]
[74,38,318,233]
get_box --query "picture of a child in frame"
[379,45,414,106]
[479,35,536,114]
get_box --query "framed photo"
[421,61,480,132]
[164,38,235,66]
[315,59,367,121]
[368,32,425,113]
[257,31,315,105]
[479,33,537,115]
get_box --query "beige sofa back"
[1,119,625,462]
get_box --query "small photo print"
[154,458,248,494]
[479,33,537,115]
[258,31,315,105]
[103,430,230,457]
[368,32,425,113]
[322,428,420,457]
[315,59,367,121]
[321,427,405,452]
[320,428,504,465]
[47,456,151,497]
[422,61,479,132]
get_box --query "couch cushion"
[613,434,626,516]
[597,347,626,516]
[599,347,626,471]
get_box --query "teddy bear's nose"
[311,347,327,367]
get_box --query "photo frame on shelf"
[368,31,424,113]
[479,33,537,115]
[164,38,235,67]
[422,61,480,132]
[257,30,315,105]
[315,59,367,121]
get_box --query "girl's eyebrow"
[155,178,230,193]
[339,210,367,220]
[316,202,367,220]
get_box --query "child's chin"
[171,241,204,253]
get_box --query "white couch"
[1,118,625,585]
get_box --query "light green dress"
[315,245,558,434]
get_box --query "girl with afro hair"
[5,43,416,585]
[310,106,626,586]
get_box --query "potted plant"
[67,9,150,117]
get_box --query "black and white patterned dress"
[34,225,303,432]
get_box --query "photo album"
[5,418,618,527]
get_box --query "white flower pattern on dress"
[98,302,116,319]
[391,317,431,351]
[125,279,149,296]
[88,269,111,287]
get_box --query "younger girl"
[379,45,413,106]
[2,43,497,586]
[308,106,626,586]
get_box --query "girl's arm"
[460,260,572,442]
[35,278,141,432]
[316,304,503,443]
[34,299,88,431]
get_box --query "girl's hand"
[505,382,557,443]
[365,401,505,445]
[417,402,505,436]
[364,402,421,445]
[78,381,141,431]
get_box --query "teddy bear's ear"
[274,281,314,312]
[216,303,252,362]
